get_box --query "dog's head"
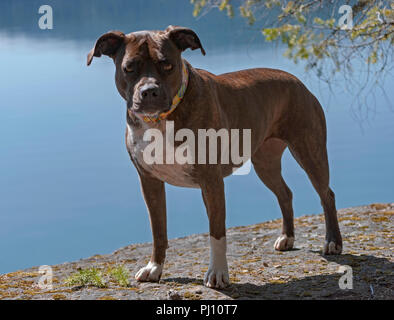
[87,26,205,118]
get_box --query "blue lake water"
[0,1,393,274]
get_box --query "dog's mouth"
[133,109,160,121]
[128,100,171,117]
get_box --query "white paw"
[204,267,230,289]
[135,261,163,282]
[204,236,230,289]
[323,241,342,255]
[274,235,294,251]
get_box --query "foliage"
[64,268,107,288]
[191,0,394,109]
[108,265,130,287]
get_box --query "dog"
[87,25,342,289]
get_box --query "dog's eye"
[124,64,134,73]
[124,61,139,74]
[162,63,173,72]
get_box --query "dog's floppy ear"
[87,31,125,66]
[166,25,206,56]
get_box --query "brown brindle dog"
[87,26,342,289]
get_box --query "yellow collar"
[143,60,189,123]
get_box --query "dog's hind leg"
[286,112,342,255]
[252,138,295,251]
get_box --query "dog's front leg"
[201,177,230,289]
[135,173,167,282]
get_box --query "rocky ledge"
[0,203,393,300]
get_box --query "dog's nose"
[140,83,160,101]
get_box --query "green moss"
[64,268,106,288]
[108,265,130,287]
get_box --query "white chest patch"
[126,122,199,188]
